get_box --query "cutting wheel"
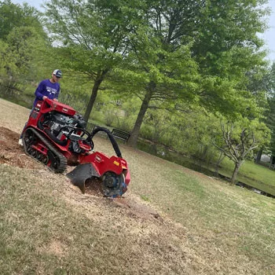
[102,172,127,198]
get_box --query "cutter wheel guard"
[22,98,130,198]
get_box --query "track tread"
[23,127,67,173]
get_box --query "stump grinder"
[22,98,130,197]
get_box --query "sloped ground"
[0,103,196,273]
[0,125,161,221]
[1,98,274,274]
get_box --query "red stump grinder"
[22,98,130,197]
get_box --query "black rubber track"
[23,127,67,173]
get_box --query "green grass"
[140,194,150,201]
[131,163,275,273]
[136,139,275,196]
[216,158,275,196]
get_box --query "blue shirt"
[33,79,60,106]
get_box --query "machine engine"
[43,112,86,137]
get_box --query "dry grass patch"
[0,165,208,275]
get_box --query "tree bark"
[231,161,242,184]
[127,86,154,147]
[255,147,263,164]
[83,70,108,122]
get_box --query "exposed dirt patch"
[0,127,45,170]
[38,240,68,258]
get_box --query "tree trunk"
[201,145,208,161]
[269,155,275,169]
[127,87,154,147]
[231,161,242,184]
[255,147,263,164]
[83,70,108,122]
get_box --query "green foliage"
[0,0,272,163]
[191,0,269,118]
[7,27,40,71]
[0,25,51,95]
[139,106,219,160]
[194,0,268,74]
[41,0,272,149]
[263,63,275,154]
[119,0,269,146]
[0,0,44,41]
[0,0,50,103]
[44,0,147,120]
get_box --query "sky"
[10,0,275,63]
[260,0,275,62]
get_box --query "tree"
[0,25,49,99]
[264,63,275,158]
[44,0,144,121]
[213,119,270,184]
[0,0,44,41]
[245,62,275,163]
[120,0,204,146]
[0,0,49,97]
[124,0,269,147]
[44,0,269,148]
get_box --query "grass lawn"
[215,158,275,196]
[130,159,275,274]
[0,98,275,274]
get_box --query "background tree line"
[1,0,275,183]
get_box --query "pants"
[20,107,34,139]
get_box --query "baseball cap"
[53,69,62,78]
